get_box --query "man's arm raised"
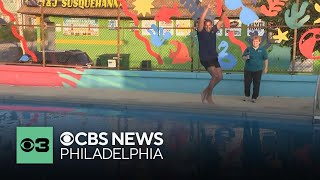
[198,4,215,32]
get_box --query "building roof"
[17,0,261,19]
[18,6,193,18]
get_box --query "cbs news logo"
[16,127,53,164]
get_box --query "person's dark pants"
[244,70,263,99]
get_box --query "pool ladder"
[313,75,320,123]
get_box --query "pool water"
[0,101,319,179]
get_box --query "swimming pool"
[0,100,319,179]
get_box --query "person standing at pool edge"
[242,36,268,103]
[198,3,227,104]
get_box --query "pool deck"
[0,85,314,121]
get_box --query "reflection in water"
[0,103,319,179]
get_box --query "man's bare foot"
[201,90,207,103]
[206,95,215,104]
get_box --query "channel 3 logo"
[16,127,53,164]
[20,138,49,152]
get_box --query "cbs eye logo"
[60,132,74,146]
[20,138,50,152]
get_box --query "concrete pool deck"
[0,85,314,121]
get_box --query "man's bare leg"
[205,67,223,104]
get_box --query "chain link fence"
[0,0,320,73]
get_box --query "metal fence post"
[190,28,194,72]
[291,0,300,74]
[40,2,45,67]
[117,4,121,70]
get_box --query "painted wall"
[2,1,318,73]
[36,16,297,73]
[39,17,197,70]
[0,65,317,97]
[38,16,266,71]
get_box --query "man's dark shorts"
[200,56,220,70]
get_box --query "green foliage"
[0,23,19,43]
[23,29,37,42]
[0,24,37,43]
[313,51,320,73]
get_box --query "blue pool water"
[0,100,319,179]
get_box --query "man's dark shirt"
[197,25,218,61]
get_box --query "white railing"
[313,76,320,123]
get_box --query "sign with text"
[27,0,120,8]
[141,20,157,36]
[63,17,99,36]
[225,19,242,37]
[159,21,174,35]
[175,20,191,36]
[247,19,266,36]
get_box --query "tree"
[0,22,19,43]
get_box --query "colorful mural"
[120,0,164,64]
[0,65,147,88]
[299,28,320,59]
[225,0,258,25]
[1,0,320,73]
[154,3,181,23]
[272,28,288,43]
[148,24,172,47]
[132,0,154,17]
[218,41,237,70]
[260,0,287,17]
[268,45,291,69]
[315,3,320,24]
[284,1,310,29]
[180,0,215,21]
[0,65,83,87]
[118,0,319,66]
[169,40,192,64]
[223,16,247,54]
